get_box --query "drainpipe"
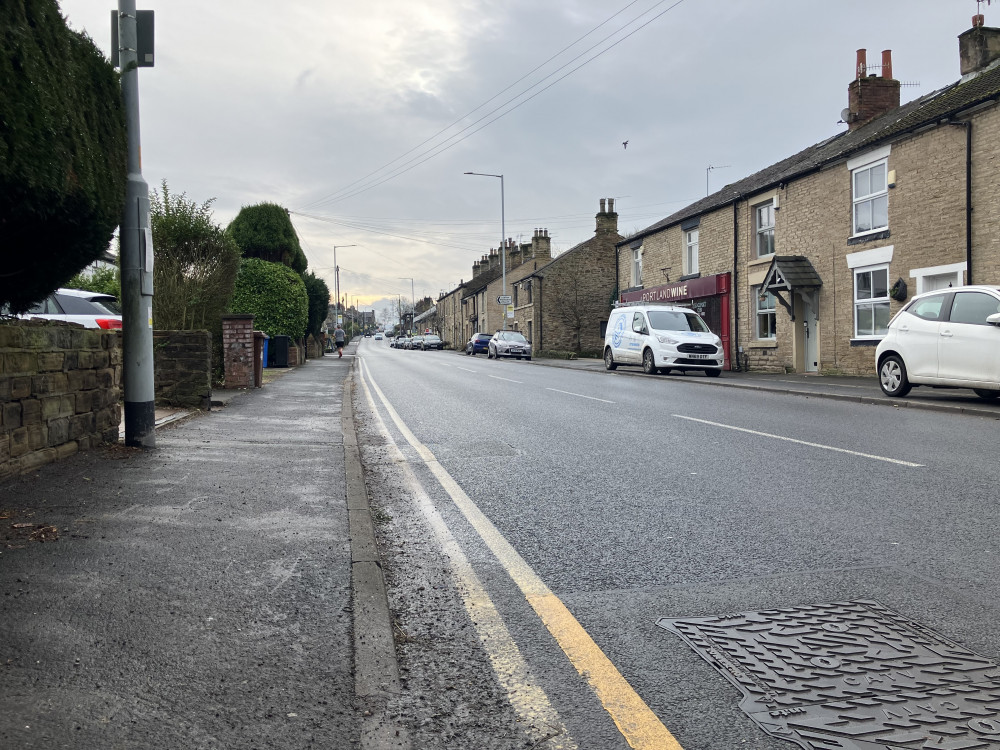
[732,198,741,367]
[615,245,621,303]
[950,120,973,284]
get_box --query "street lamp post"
[464,171,506,330]
[399,277,415,334]
[332,245,356,326]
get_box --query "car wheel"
[642,349,658,375]
[973,388,1000,400]
[604,348,617,371]
[516,356,521,360]
[705,369,721,378]
[879,354,912,397]
[525,356,531,361]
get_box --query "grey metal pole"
[464,172,506,330]
[118,1,155,448]
[332,244,356,327]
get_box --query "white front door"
[802,295,819,373]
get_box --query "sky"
[59,0,980,323]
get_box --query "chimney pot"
[974,13,985,27]
[608,198,615,213]
[882,50,892,79]
[856,49,867,79]
[600,198,607,212]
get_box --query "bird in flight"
[623,140,629,150]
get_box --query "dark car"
[488,330,532,360]
[465,332,493,355]
[420,334,444,350]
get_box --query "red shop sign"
[620,272,730,304]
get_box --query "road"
[354,338,1000,750]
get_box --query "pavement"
[3,341,998,749]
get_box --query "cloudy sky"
[60,0,976,321]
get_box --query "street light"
[399,277,415,334]
[464,171,506,330]
[332,245,357,326]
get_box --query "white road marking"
[546,388,615,404]
[457,366,478,373]
[489,375,523,383]
[673,414,924,467]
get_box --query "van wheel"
[604,348,617,371]
[642,349,658,375]
[705,369,721,378]
[879,354,911,397]
[973,388,1000,400]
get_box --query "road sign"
[506,305,515,319]
[497,295,512,305]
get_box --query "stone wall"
[0,320,122,480]
[153,330,212,410]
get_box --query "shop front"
[621,272,732,369]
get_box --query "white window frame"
[849,146,891,238]
[853,263,891,339]
[631,247,643,287]
[754,285,776,340]
[754,202,775,258]
[685,229,699,275]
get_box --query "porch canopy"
[758,255,823,320]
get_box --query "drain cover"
[658,599,1000,749]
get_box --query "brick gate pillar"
[221,314,255,389]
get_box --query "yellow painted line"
[358,362,577,749]
[361,360,683,750]
[673,414,924,467]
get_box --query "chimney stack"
[846,48,900,131]
[595,197,619,235]
[532,228,552,261]
[960,17,1000,77]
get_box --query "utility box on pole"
[115,3,157,448]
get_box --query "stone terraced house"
[616,17,1000,375]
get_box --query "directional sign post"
[498,295,512,305]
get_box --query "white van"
[603,303,724,376]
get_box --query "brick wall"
[0,320,122,480]
[153,330,212,410]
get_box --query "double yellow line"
[359,360,683,749]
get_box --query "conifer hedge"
[227,203,307,273]
[0,0,127,313]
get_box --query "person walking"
[334,324,346,358]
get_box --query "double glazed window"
[755,202,775,258]
[754,286,776,339]
[854,265,890,337]
[852,160,888,235]
[685,229,699,275]
[631,247,643,287]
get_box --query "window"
[526,280,533,304]
[755,202,775,258]
[754,286,776,339]
[632,312,646,333]
[852,160,888,235]
[631,247,643,286]
[949,292,1000,325]
[907,293,948,321]
[854,265,890,337]
[527,321,533,342]
[513,285,518,307]
[685,229,699,275]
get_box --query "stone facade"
[0,320,122,479]
[153,330,212,410]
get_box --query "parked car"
[394,336,409,348]
[420,334,443,350]
[875,285,1000,399]
[374,333,384,340]
[488,330,532,360]
[603,303,723,376]
[409,335,425,350]
[465,332,493,355]
[19,288,123,330]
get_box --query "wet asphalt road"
[0,356,357,750]
[356,339,1000,750]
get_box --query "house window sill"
[848,229,890,246]
[849,338,882,347]
[748,255,774,267]
[750,340,778,348]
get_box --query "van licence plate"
[689,354,709,359]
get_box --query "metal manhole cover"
[657,599,1000,749]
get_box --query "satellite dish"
[840,108,851,122]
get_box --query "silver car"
[488,331,532,360]
[19,288,123,330]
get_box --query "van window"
[647,309,710,333]
[632,312,646,333]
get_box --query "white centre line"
[546,388,615,404]
[489,375,523,383]
[456,366,477,373]
[673,415,924,467]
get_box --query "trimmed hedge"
[230,258,308,338]
[301,271,331,338]
[227,203,307,273]
[0,0,127,313]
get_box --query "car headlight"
[656,334,679,345]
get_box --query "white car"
[875,285,1000,400]
[19,288,123,330]
[374,333,383,340]
[604,303,723,376]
